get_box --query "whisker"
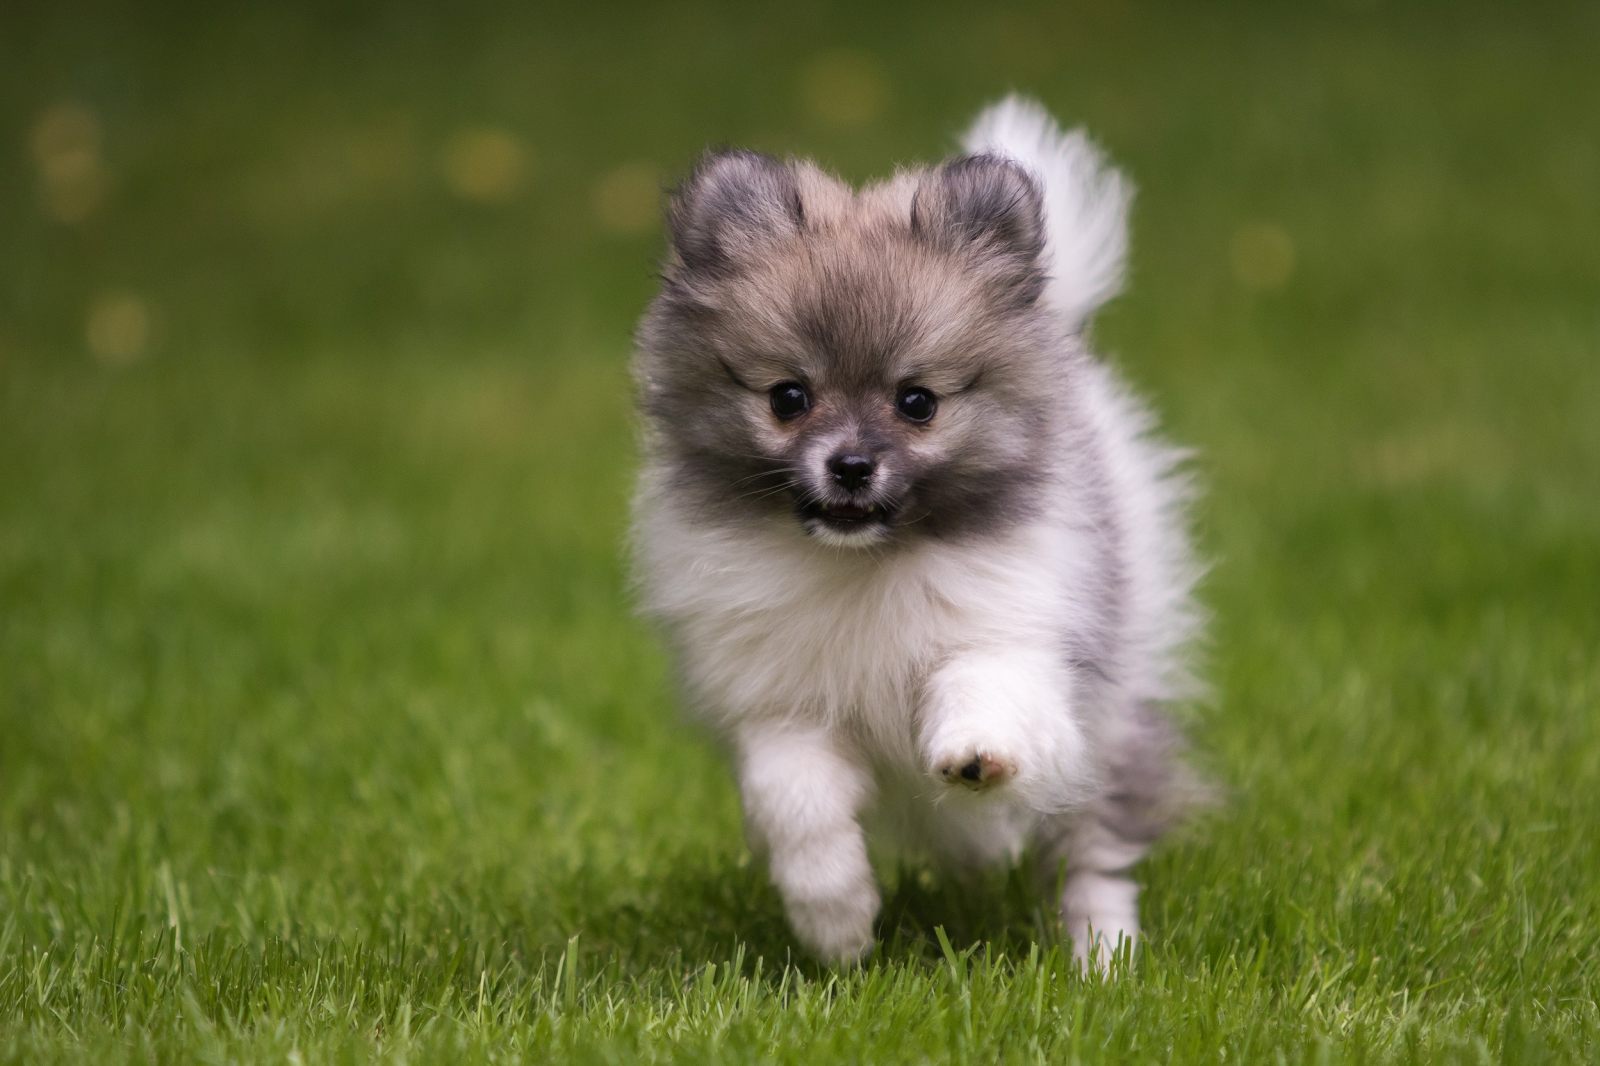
[733,479,802,504]
[727,467,798,489]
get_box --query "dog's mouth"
[797,498,897,535]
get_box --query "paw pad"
[937,751,1016,791]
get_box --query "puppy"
[631,97,1202,967]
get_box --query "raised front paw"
[934,748,1018,791]
[916,647,1089,810]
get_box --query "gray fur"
[637,153,1068,541]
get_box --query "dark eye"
[895,385,938,423]
[769,381,810,420]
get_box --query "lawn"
[3,0,1599,1061]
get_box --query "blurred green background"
[3,1,1598,1062]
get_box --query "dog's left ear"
[912,154,1045,300]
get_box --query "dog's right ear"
[666,150,804,275]
[911,153,1046,305]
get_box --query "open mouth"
[798,499,896,534]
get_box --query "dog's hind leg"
[1043,701,1197,971]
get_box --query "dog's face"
[637,151,1067,547]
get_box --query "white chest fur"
[634,480,1091,771]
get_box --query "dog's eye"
[895,386,938,424]
[769,382,811,420]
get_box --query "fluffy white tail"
[961,96,1132,334]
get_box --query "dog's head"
[636,150,1067,547]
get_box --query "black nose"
[827,453,875,490]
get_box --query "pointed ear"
[666,150,804,274]
[911,154,1045,289]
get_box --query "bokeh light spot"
[1230,222,1296,290]
[31,102,109,223]
[797,49,890,129]
[440,127,530,204]
[86,291,153,365]
[592,161,661,236]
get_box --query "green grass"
[3,0,1599,1061]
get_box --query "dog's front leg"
[918,646,1093,813]
[735,721,879,964]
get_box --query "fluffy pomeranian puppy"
[631,96,1202,967]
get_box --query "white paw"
[1062,871,1140,974]
[787,884,880,964]
[917,648,1092,811]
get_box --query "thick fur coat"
[631,97,1202,965]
